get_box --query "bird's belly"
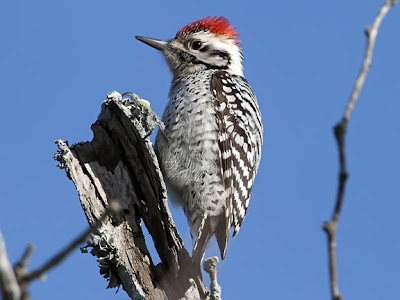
[155,110,226,218]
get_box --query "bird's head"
[136,17,243,77]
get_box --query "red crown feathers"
[176,17,240,43]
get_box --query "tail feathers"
[192,213,229,272]
[214,212,229,260]
[192,216,212,272]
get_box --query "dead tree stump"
[55,91,207,300]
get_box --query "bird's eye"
[191,40,203,50]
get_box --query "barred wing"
[211,70,263,256]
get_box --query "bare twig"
[323,1,397,300]
[343,0,398,123]
[13,243,35,300]
[14,243,34,278]
[15,244,34,270]
[0,231,22,300]
[20,201,121,284]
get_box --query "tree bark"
[0,232,22,300]
[55,91,207,299]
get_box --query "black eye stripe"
[209,50,230,60]
[199,45,209,52]
[174,46,230,70]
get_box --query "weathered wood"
[0,231,22,300]
[55,92,207,299]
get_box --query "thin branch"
[20,201,121,284]
[14,243,35,273]
[13,243,35,300]
[323,1,397,300]
[343,0,398,122]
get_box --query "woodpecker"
[136,17,263,268]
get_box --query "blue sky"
[1,1,399,299]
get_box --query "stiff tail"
[192,213,229,273]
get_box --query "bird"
[136,16,263,270]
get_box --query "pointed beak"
[135,36,168,51]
